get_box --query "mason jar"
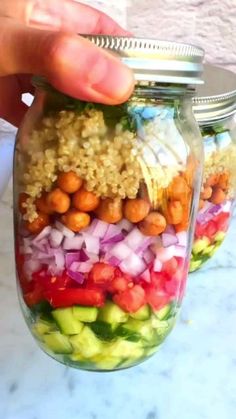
[190,65,236,272]
[14,36,204,371]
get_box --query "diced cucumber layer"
[43,332,72,354]
[103,339,144,359]
[154,304,173,321]
[72,306,98,323]
[90,321,117,341]
[52,308,83,335]
[98,301,128,324]
[70,326,103,358]
[33,319,56,337]
[90,355,121,370]
[192,238,210,255]
[130,304,150,320]
[30,299,176,369]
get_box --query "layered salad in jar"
[15,96,197,370]
[191,126,236,272]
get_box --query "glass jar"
[14,36,204,371]
[190,65,236,272]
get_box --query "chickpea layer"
[62,209,91,232]
[139,212,167,236]
[57,171,83,194]
[46,188,71,214]
[96,199,123,224]
[72,188,100,212]
[124,199,150,223]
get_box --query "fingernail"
[87,54,135,102]
[29,2,61,28]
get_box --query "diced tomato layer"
[144,284,171,311]
[23,283,44,307]
[108,276,133,293]
[32,269,73,291]
[162,257,178,277]
[89,263,115,285]
[214,212,230,232]
[44,288,105,308]
[113,285,146,313]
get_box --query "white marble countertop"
[0,182,236,419]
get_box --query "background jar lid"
[84,35,204,85]
[193,64,236,123]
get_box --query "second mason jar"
[14,36,204,371]
[190,65,236,272]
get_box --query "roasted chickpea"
[205,174,220,187]
[139,212,167,236]
[57,171,83,194]
[96,199,123,224]
[62,209,90,232]
[165,201,183,225]
[218,172,229,191]
[124,198,150,223]
[46,188,71,214]
[25,212,50,234]
[210,187,226,205]
[200,186,213,200]
[35,193,54,214]
[72,188,100,212]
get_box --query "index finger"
[0,0,130,35]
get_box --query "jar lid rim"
[83,35,204,85]
[193,64,236,122]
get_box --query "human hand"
[0,0,134,126]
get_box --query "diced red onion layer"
[143,248,154,264]
[120,253,146,276]
[49,229,64,248]
[55,221,75,238]
[80,249,89,262]
[125,228,147,251]
[154,246,176,263]
[67,270,84,284]
[117,219,133,233]
[77,262,93,273]
[110,242,133,260]
[70,261,80,271]
[102,233,124,245]
[176,231,187,247]
[103,224,122,241]
[173,245,186,258]
[162,233,178,248]
[164,225,176,235]
[85,252,99,263]
[83,234,100,255]
[24,259,42,278]
[54,250,65,270]
[153,258,163,272]
[136,238,154,255]
[65,252,80,269]
[107,256,121,267]
[222,200,232,213]
[32,226,52,243]
[141,269,151,283]
[63,236,84,250]
[31,238,48,251]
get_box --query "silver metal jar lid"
[193,64,236,123]
[84,35,204,85]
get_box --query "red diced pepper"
[44,288,105,308]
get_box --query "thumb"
[0,19,134,104]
